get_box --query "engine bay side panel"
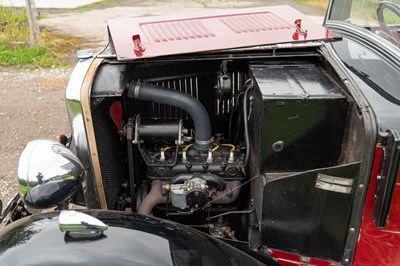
[261,162,361,261]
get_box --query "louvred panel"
[141,20,216,43]
[108,6,334,60]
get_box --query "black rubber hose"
[127,80,213,151]
[243,81,253,166]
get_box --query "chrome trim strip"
[66,58,94,101]
[316,174,354,194]
[80,58,108,209]
[66,57,99,208]
[66,57,107,209]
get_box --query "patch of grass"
[350,0,400,25]
[0,6,30,43]
[350,0,378,21]
[37,0,117,11]
[0,6,82,68]
[296,0,329,10]
[41,31,82,67]
[0,6,27,24]
[0,43,51,67]
[75,0,110,10]
[75,0,125,10]
[193,0,241,8]
[193,0,209,7]
[383,9,400,24]
[0,31,82,68]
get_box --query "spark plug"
[228,151,235,163]
[207,149,213,163]
[160,150,166,161]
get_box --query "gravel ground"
[0,68,72,204]
[0,0,325,206]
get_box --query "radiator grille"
[146,76,199,120]
[92,98,124,210]
[145,72,245,118]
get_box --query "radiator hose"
[127,80,213,151]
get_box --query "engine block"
[145,145,246,180]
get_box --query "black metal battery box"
[250,63,349,171]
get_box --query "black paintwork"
[261,162,361,261]
[250,63,349,171]
[0,210,270,266]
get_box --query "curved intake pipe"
[211,181,241,204]
[127,80,212,151]
[137,181,168,216]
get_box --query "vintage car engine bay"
[84,52,364,261]
[10,3,400,264]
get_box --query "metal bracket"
[315,173,354,194]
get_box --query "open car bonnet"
[107,5,334,60]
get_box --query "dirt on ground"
[0,0,325,206]
[0,67,72,203]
